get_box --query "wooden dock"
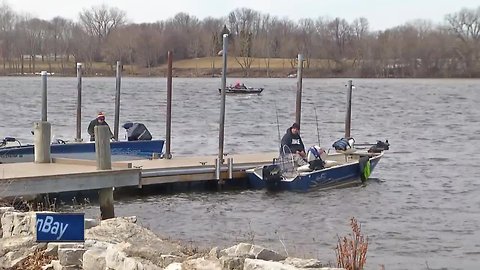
[0,153,277,198]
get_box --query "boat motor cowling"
[122,122,152,141]
[368,140,390,153]
[262,164,282,190]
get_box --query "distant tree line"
[0,2,479,77]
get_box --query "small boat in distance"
[219,82,264,94]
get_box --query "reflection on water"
[2,77,480,270]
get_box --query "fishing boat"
[245,140,389,191]
[0,137,164,164]
[219,83,264,94]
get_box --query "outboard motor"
[262,164,282,191]
[368,140,390,153]
[122,122,152,141]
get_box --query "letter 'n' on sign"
[36,213,85,242]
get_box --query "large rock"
[165,262,182,270]
[220,243,287,261]
[182,257,222,270]
[105,242,163,270]
[0,207,14,238]
[86,217,187,268]
[283,257,324,268]
[1,211,36,238]
[220,255,245,270]
[0,236,39,268]
[58,247,85,266]
[244,258,299,270]
[0,236,47,269]
[82,248,106,270]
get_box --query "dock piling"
[227,158,233,179]
[34,121,51,163]
[114,61,122,141]
[41,71,48,122]
[345,80,353,138]
[75,63,83,142]
[295,54,304,127]
[165,51,173,159]
[95,125,114,219]
[218,34,228,168]
[215,158,221,180]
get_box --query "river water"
[1,77,479,269]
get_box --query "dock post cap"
[77,63,83,67]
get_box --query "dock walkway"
[0,153,277,197]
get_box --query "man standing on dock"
[87,112,114,141]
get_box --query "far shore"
[1,56,478,78]
[1,69,478,79]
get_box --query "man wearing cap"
[87,112,114,141]
[280,123,307,166]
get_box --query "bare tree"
[133,23,164,75]
[78,5,127,60]
[0,2,16,73]
[350,17,370,70]
[200,17,225,75]
[445,7,480,76]
[228,8,260,76]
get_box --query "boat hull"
[246,153,383,191]
[218,87,264,94]
[0,140,164,163]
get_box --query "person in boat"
[122,122,152,141]
[234,82,241,89]
[280,122,307,166]
[87,112,114,142]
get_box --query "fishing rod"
[274,100,281,142]
[314,106,320,146]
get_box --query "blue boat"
[0,137,164,163]
[245,141,389,192]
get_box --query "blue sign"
[36,213,85,242]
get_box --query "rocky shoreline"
[0,207,343,270]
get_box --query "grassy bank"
[0,57,346,78]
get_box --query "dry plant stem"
[335,217,368,270]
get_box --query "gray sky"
[7,0,480,31]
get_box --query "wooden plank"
[52,158,132,168]
[125,152,277,170]
[0,170,140,197]
[0,162,136,180]
[140,170,246,186]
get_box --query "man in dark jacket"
[87,112,114,141]
[280,123,306,165]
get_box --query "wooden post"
[165,51,173,159]
[295,54,303,127]
[345,80,353,138]
[34,121,51,163]
[95,125,114,219]
[75,63,83,142]
[114,61,122,141]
